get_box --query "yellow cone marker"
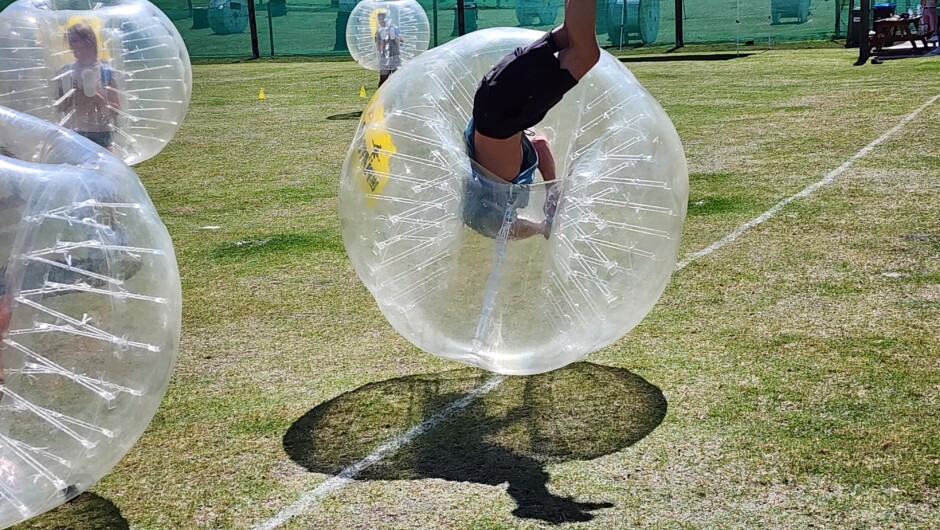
[258,87,266,100]
[359,86,367,98]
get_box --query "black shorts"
[76,130,113,149]
[472,31,579,140]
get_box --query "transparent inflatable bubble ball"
[0,107,181,529]
[346,0,430,72]
[339,28,689,376]
[0,0,193,166]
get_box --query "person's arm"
[531,135,556,182]
[0,304,9,332]
[531,135,561,222]
[103,74,121,115]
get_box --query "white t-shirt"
[56,61,117,133]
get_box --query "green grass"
[13,49,940,529]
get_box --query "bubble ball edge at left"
[0,0,193,166]
[0,106,182,529]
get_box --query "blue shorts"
[462,121,539,239]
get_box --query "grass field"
[12,48,940,529]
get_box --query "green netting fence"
[0,0,928,58]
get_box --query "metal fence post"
[267,1,275,56]
[247,0,260,59]
[675,0,684,48]
[433,0,439,46]
[457,0,466,36]
[855,0,870,65]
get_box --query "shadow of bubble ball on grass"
[326,111,364,121]
[10,492,129,530]
[284,362,666,523]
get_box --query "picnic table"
[869,16,931,55]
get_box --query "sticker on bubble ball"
[358,105,396,201]
[368,8,386,37]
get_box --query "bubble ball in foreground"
[0,107,181,528]
[346,0,430,71]
[0,0,192,166]
[339,28,689,376]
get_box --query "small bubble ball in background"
[346,0,431,71]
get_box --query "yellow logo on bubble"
[358,102,396,205]
[369,8,390,37]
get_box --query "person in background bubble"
[375,10,403,87]
[0,180,15,387]
[55,23,121,150]
[923,0,938,41]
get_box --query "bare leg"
[531,135,556,183]
[557,0,600,80]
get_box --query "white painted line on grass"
[675,93,940,271]
[254,93,938,530]
[253,374,504,530]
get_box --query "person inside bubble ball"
[0,282,10,386]
[0,182,15,387]
[924,0,938,41]
[464,0,600,240]
[54,23,121,150]
[375,10,403,87]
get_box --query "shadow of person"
[411,419,614,523]
[10,492,129,530]
[284,362,666,523]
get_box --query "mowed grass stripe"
[676,93,940,271]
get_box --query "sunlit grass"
[14,49,940,529]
